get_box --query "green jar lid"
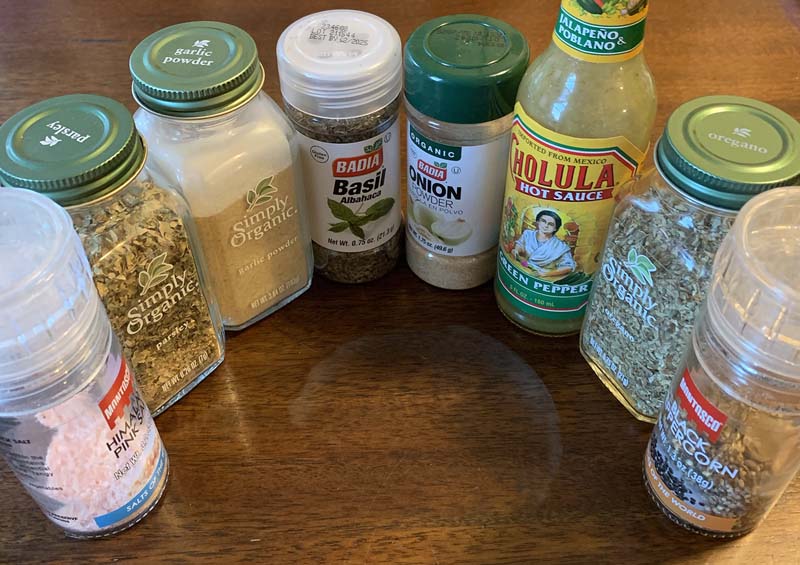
[404,14,529,124]
[130,21,264,118]
[658,95,800,210]
[0,94,144,206]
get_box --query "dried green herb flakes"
[70,179,223,415]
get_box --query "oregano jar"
[130,21,313,329]
[0,94,224,416]
[580,96,800,422]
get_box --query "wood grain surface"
[1,1,799,563]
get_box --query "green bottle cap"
[657,95,800,210]
[0,94,144,206]
[404,15,529,124]
[130,21,264,118]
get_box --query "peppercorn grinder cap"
[276,10,402,119]
[130,21,264,118]
[706,187,800,378]
[0,94,145,206]
[404,14,529,124]
[657,95,800,210]
[0,188,101,412]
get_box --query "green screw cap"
[658,95,800,210]
[0,94,144,206]
[405,14,529,124]
[130,21,263,118]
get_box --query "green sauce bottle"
[495,0,657,335]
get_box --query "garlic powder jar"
[130,21,313,330]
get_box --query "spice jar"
[130,21,313,328]
[644,187,800,537]
[404,15,529,289]
[0,188,168,537]
[496,0,656,334]
[277,10,403,284]
[0,94,225,417]
[580,96,800,422]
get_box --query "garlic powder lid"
[130,21,264,118]
[276,10,402,119]
[0,94,144,206]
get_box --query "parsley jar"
[580,96,800,422]
[277,10,403,284]
[404,15,529,289]
[130,21,313,329]
[0,94,224,417]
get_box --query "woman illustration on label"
[512,209,576,278]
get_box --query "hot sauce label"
[554,0,648,63]
[496,103,645,320]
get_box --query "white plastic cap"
[276,9,402,119]
[0,188,101,409]
[707,186,800,377]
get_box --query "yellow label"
[496,102,646,320]
[553,0,648,63]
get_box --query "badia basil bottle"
[495,0,656,335]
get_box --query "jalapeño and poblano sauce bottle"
[495,0,657,335]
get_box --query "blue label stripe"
[94,444,167,529]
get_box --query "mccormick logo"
[416,159,447,181]
[332,140,383,178]
[676,370,727,442]
[99,360,134,430]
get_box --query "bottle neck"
[551,0,648,63]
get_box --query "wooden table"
[1,1,799,562]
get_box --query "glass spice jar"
[277,10,403,284]
[580,96,800,423]
[0,187,168,538]
[0,94,225,417]
[404,15,529,289]
[644,187,800,537]
[130,21,313,328]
